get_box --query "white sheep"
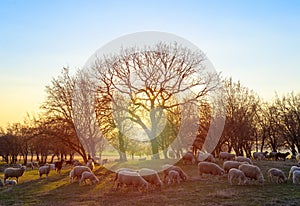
[219,152,235,161]
[86,159,94,171]
[5,179,17,185]
[161,164,188,182]
[39,164,51,178]
[79,171,99,185]
[197,152,216,163]
[138,168,162,190]
[223,161,249,173]
[48,163,55,170]
[238,164,264,185]
[292,170,300,184]
[228,168,247,185]
[268,168,287,184]
[288,166,300,179]
[198,162,225,176]
[236,156,253,165]
[4,166,26,183]
[70,166,92,182]
[167,170,180,185]
[116,170,148,192]
[253,152,268,160]
[113,168,138,187]
[182,152,196,164]
[69,169,75,183]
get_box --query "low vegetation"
[1,159,300,206]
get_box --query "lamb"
[138,168,162,190]
[292,170,300,184]
[253,152,268,160]
[70,166,92,182]
[238,164,264,184]
[79,171,99,185]
[161,164,188,182]
[182,152,196,164]
[236,156,253,165]
[116,170,148,192]
[228,168,247,185]
[219,152,235,161]
[39,164,51,178]
[197,152,216,163]
[5,180,17,185]
[167,170,180,185]
[4,166,26,183]
[268,168,287,183]
[198,162,225,176]
[86,159,95,171]
[288,166,300,179]
[223,161,249,173]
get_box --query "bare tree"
[93,42,220,159]
[41,68,88,162]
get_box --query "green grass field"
[1,159,300,206]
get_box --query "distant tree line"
[1,43,300,164]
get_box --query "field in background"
[1,159,300,206]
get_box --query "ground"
[0,159,300,206]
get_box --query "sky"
[0,0,299,127]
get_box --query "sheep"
[236,156,253,165]
[197,152,216,163]
[4,166,26,183]
[267,151,277,160]
[167,170,180,185]
[292,170,300,184]
[253,152,268,160]
[182,152,196,164]
[275,152,290,161]
[268,168,287,184]
[5,180,17,185]
[161,164,188,182]
[288,166,300,179]
[79,171,99,185]
[0,179,3,187]
[228,168,247,185]
[39,164,51,178]
[219,152,235,161]
[49,163,55,170]
[116,170,148,192]
[70,166,92,182]
[222,161,249,173]
[54,159,64,173]
[26,162,34,169]
[138,168,162,190]
[86,159,95,171]
[296,154,300,163]
[238,164,264,185]
[198,162,225,177]
[113,168,138,185]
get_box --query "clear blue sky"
[0,0,299,126]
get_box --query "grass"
[1,159,300,206]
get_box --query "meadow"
[0,159,300,206]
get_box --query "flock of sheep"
[1,151,300,193]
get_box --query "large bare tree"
[93,42,220,159]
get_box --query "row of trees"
[1,42,300,164]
